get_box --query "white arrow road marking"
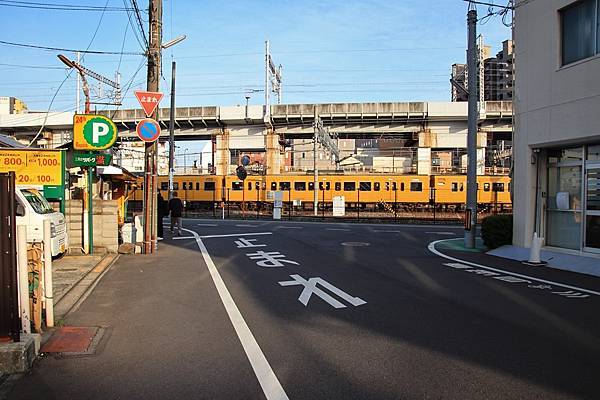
[182,227,289,400]
[279,274,367,309]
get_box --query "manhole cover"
[41,326,105,356]
[341,242,370,247]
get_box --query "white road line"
[425,232,456,235]
[373,230,401,233]
[428,239,600,297]
[182,227,289,400]
[197,223,218,227]
[173,236,195,240]
[201,232,273,239]
[326,228,350,231]
[278,226,303,229]
[236,224,259,227]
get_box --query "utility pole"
[143,0,162,254]
[465,8,478,249]
[168,61,176,200]
[313,107,318,216]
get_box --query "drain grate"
[41,326,105,356]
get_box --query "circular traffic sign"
[136,118,161,142]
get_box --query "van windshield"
[20,189,54,214]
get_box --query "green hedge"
[481,214,513,249]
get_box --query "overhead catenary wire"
[0,39,144,55]
[0,0,134,11]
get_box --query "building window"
[561,0,598,65]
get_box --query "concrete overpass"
[0,101,512,175]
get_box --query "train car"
[127,173,511,212]
[432,175,511,206]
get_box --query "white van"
[15,187,68,257]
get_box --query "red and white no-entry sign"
[134,90,164,117]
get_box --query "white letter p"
[92,122,109,143]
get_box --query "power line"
[0,62,65,70]
[0,0,134,11]
[0,39,145,55]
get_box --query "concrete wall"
[513,0,600,247]
[65,200,119,253]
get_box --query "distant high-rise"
[451,39,514,102]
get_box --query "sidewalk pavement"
[53,252,120,322]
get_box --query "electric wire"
[0,0,133,11]
[0,39,144,55]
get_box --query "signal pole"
[168,61,176,200]
[465,8,478,249]
[143,0,162,254]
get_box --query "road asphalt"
[6,218,600,400]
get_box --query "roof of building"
[0,134,26,148]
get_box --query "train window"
[255,182,260,190]
[279,182,291,191]
[183,182,187,190]
[493,183,505,192]
[319,182,324,190]
[359,182,371,191]
[232,181,243,191]
[271,182,277,190]
[335,182,341,191]
[308,182,315,190]
[400,182,405,191]
[385,182,390,191]
[295,182,306,191]
[410,182,423,192]
[173,182,179,190]
[508,182,511,192]
[161,182,168,191]
[374,182,380,191]
[204,182,215,191]
[140,183,144,190]
[459,183,464,192]
[196,182,200,190]
[451,183,458,192]
[248,182,252,190]
[484,183,491,192]
[188,182,192,190]
[344,182,356,191]
[392,182,397,191]
[319,182,331,190]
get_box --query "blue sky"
[0,0,511,114]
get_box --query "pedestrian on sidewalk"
[168,191,184,236]
[157,190,165,240]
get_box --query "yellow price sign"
[0,149,63,186]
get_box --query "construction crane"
[57,54,121,113]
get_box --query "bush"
[481,214,513,249]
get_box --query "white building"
[513,0,600,255]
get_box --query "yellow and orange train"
[128,174,511,210]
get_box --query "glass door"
[584,163,600,253]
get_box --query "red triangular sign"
[134,90,164,117]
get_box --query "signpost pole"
[143,0,162,254]
[88,164,93,254]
